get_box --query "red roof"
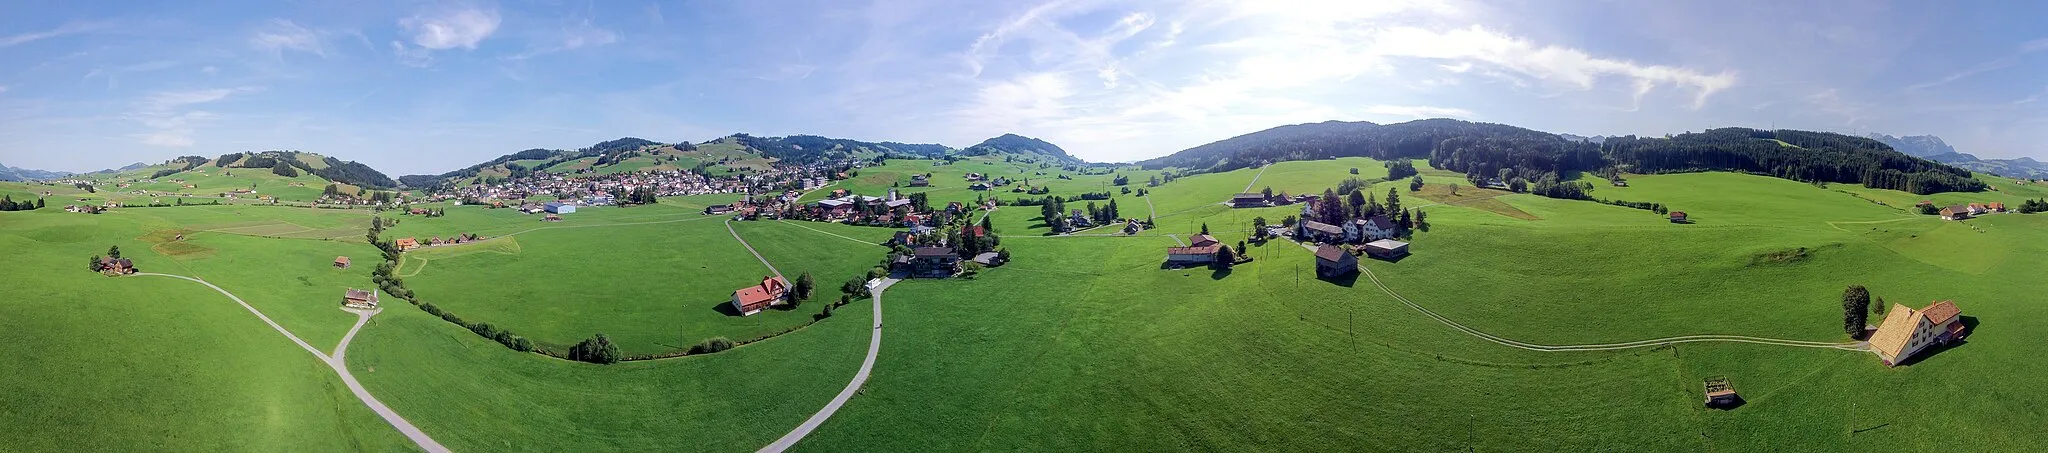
[1921,300,1961,325]
[395,238,419,248]
[1670,211,1687,217]
[734,276,791,312]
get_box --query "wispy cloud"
[1906,38,2048,91]
[509,18,617,60]
[250,19,328,58]
[128,87,263,147]
[401,4,501,50]
[0,21,104,48]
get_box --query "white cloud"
[1360,25,1737,108]
[1362,104,1475,119]
[250,19,327,57]
[392,41,434,67]
[0,21,103,48]
[401,4,501,50]
[128,87,263,147]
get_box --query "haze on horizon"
[4,0,2048,175]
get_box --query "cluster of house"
[428,160,846,209]
[730,276,791,316]
[887,246,1004,278]
[1295,215,1398,245]
[1932,202,2006,220]
[964,173,1018,191]
[393,233,485,251]
[1869,300,1967,366]
[63,202,119,214]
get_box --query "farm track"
[132,273,450,453]
[726,219,784,279]
[1325,245,1868,352]
[762,278,897,453]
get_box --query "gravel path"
[727,219,784,280]
[761,277,898,452]
[133,273,451,453]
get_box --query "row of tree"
[0,195,43,211]
[2018,199,2048,214]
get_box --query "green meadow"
[7,156,2048,451]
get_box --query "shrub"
[689,337,735,354]
[568,334,621,364]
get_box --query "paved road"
[134,273,451,452]
[761,277,898,453]
[727,219,785,279]
[1282,245,1867,352]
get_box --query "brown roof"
[1921,300,1961,325]
[913,246,956,257]
[395,237,419,247]
[335,256,350,265]
[1166,244,1221,255]
[1868,304,1922,359]
[1315,245,1348,262]
[1302,221,1342,234]
[344,288,375,302]
[1188,234,1220,247]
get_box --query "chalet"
[1123,220,1143,235]
[906,247,962,278]
[99,257,136,275]
[969,182,991,191]
[1670,211,1689,223]
[1297,220,1344,243]
[1966,203,1988,215]
[991,177,1012,186]
[1869,300,1967,366]
[1346,215,1396,242]
[544,202,576,214]
[1362,239,1409,260]
[1939,206,1970,221]
[334,256,351,269]
[1230,193,1269,208]
[343,288,379,309]
[543,213,563,222]
[909,175,931,187]
[730,276,791,316]
[409,208,429,215]
[1070,209,1094,227]
[1271,192,1295,205]
[1989,202,2007,212]
[395,237,421,251]
[706,204,736,215]
[1314,245,1358,278]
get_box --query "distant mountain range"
[1864,133,2048,179]
[403,132,1085,188]
[0,162,74,181]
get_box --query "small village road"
[761,277,898,453]
[1241,164,1270,194]
[727,219,785,279]
[134,273,451,453]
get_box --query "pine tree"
[108,246,122,260]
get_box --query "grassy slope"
[0,209,413,451]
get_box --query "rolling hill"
[960,133,1084,164]
[0,162,75,181]
[410,133,1075,187]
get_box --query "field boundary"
[1311,244,1868,352]
[772,220,886,248]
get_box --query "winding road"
[133,273,450,453]
[761,277,897,453]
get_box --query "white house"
[1344,215,1397,243]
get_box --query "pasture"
[9,156,2048,452]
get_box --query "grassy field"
[11,155,2048,451]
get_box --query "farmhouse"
[544,202,576,214]
[1989,202,2006,212]
[1939,206,1970,220]
[706,204,735,214]
[334,256,351,269]
[1346,215,1396,242]
[1362,239,1409,260]
[730,276,791,316]
[969,182,991,191]
[98,257,135,275]
[395,237,421,251]
[543,213,562,222]
[1966,203,1987,215]
[342,288,379,309]
[909,175,931,187]
[1670,211,1689,223]
[1869,300,1967,366]
[906,247,962,278]
[1230,193,1269,208]
[1297,220,1344,243]
[1165,234,1222,266]
[1314,245,1357,278]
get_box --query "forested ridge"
[1142,119,1986,194]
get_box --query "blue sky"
[4,0,2048,175]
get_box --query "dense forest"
[962,133,1082,163]
[1142,119,1986,195]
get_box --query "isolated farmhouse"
[1165,234,1223,266]
[1869,300,1967,366]
[731,276,791,316]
